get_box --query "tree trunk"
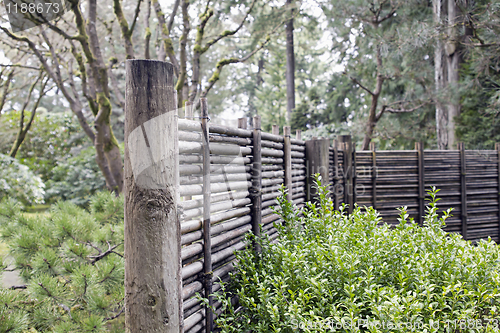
[445,0,461,149]
[433,0,448,149]
[176,0,189,109]
[0,70,14,116]
[285,0,295,126]
[361,46,384,150]
[433,0,462,150]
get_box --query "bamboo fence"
[124,59,500,333]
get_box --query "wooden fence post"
[185,100,193,119]
[272,124,279,136]
[332,139,339,211]
[416,142,425,225]
[458,142,468,240]
[340,135,353,214]
[200,98,213,332]
[251,116,262,252]
[296,129,301,140]
[496,143,500,241]
[370,142,377,210]
[305,138,330,202]
[124,60,182,332]
[238,117,247,129]
[284,126,292,201]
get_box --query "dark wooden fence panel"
[465,150,499,242]
[424,151,462,233]
[354,151,373,209]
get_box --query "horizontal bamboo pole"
[262,178,284,187]
[262,165,284,171]
[262,185,281,194]
[261,157,284,164]
[181,207,251,234]
[291,144,305,152]
[182,281,203,301]
[291,151,305,158]
[180,181,251,197]
[179,130,251,145]
[180,164,250,176]
[180,172,251,185]
[262,170,285,179]
[261,132,284,143]
[179,190,249,210]
[181,224,251,262]
[179,155,250,165]
[261,148,284,158]
[290,138,305,146]
[211,215,252,236]
[179,141,252,156]
[182,198,251,220]
[178,119,252,138]
[261,140,284,150]
[262,191,281,201]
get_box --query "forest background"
[0,0,498,206]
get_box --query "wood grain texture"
[124,60,182,332]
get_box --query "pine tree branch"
[105,306,125,321]
[9,285,27,290]
[88,242,119,265]
[347,74,375,96]
[200,0,257,54]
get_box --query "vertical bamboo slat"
[284,126,292,201]
[459,143,468,240]
[370,142,377,210]
[296,129,301,140]
[340,135,353,214]
[332,139,339,211]
[251,116,262,253]
[200,99,213,332]
[416,142,425,225]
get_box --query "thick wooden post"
[296,129,301,140]
[332,139,339,211]
[416,142,425,225]
[305,138,330,202]
[458,142,467,240]
[200,98,213,332]
[370,142,377,210]
[251,116,262,252]
[340,135,353,214]
[272,124,279,136]
[124,60,182,332]
[283,126,292,201]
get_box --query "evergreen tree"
[0,192,125,332]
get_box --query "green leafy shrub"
[0,191,124,332]
[44,146,106,206]
[215,177,500,332]
[0,153,45,206]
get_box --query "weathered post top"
[124,60,182,333]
